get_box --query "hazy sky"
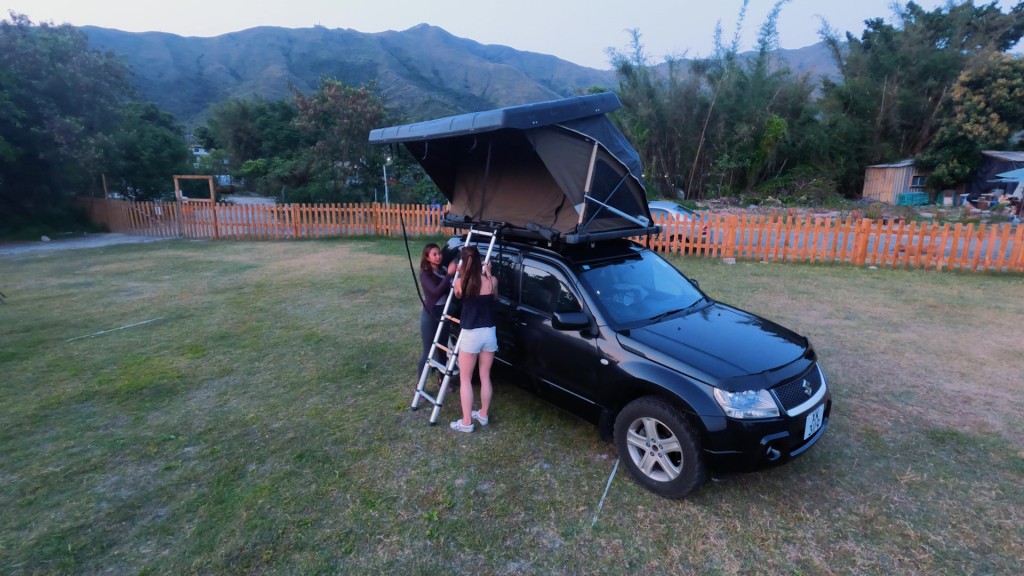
[5,0,1019,69]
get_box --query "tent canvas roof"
[369,93,657,244]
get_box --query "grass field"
[1,237,1022,575]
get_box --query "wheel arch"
[597,361,724,444]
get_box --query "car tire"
[614,396,705,498]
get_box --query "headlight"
[713,388,780,419]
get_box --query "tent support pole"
[582,195,650,228]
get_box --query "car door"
[487,248,520,368]
[515,259,603,414]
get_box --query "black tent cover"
[368,93,658,243]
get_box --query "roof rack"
[443,214,660,247]
[443,215,553,244]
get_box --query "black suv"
[442,233,829,498]
[371,93,830,498]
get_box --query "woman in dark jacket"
[417,243,452,380]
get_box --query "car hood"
[617,301,813,391]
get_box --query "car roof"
[649,200,693,210]
[648,201,696,217]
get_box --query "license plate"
[803,404,825,440]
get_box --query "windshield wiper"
[647,297,706,324]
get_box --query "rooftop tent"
[368,93,658,243]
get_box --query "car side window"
[488,251,516,296]
[521,264,581,315]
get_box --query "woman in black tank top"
[450,246,498,433]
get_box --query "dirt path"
[0,233,172,257]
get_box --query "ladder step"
[444,315,460,324]
[434,343,453,355]
[427,358,459,374]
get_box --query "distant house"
[861,159,931,205]
[863,150,1024,206]
[191,145,208,168]
[964,150,1024,200]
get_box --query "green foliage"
[0,13,196,234]
[918,53,1024,189]
[0,13,134,232]
[105,103,192,200]
[751,166,840,206]
[204,98,305,174]
[196,78,400,203]
[609,1,822,201]
[817,1,1024,194]
[292,78,391,202]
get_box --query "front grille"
[771,365,824,413]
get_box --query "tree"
[291,78,391,202]
[0,13,134,232]
[199,97,307,195]
[918,52,1024,188]
[195,80,398,202]
[105,103,192,200]
[609,1,820,200]
[818,1,1024,194]
[203,98,304,172]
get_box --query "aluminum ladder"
[411,226,499,424]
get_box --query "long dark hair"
[459,246,483,298]
[419,243,440,273]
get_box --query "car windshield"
[577,250,705,327]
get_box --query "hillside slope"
[82,24,838,126]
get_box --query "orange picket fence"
[641,213,1024,272]
[78,198,1024,273]
[79,198,448,241]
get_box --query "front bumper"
[702,395,832,473]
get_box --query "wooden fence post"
[853,218,870,267]
[1011,222,1024,272]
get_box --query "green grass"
[1,238,1022,575]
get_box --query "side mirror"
[552,311,590,331]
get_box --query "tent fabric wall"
[448,137,579,231]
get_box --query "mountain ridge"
[80,24,836,127]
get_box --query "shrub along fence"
[78,198,1024,273]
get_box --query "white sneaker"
[471,410,489,426]
[449,420,474,433]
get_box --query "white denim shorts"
[459,326,498,354]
